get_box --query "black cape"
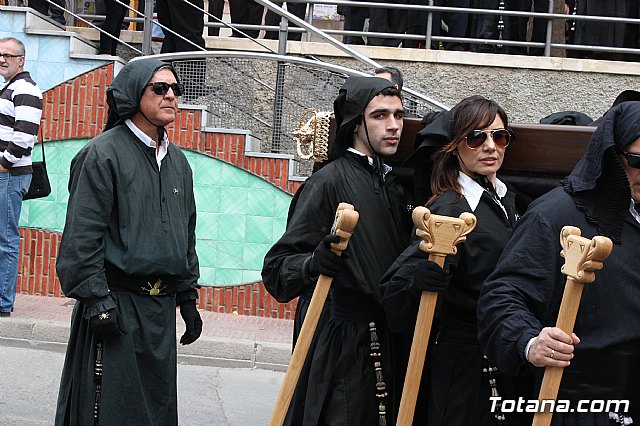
[262,151,413,424]
[382,185,531,426]
[478,102,640,424]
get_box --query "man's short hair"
[374,66,403,91]
[0,37,26,56]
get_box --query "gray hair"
[0,37,26,56]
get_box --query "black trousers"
[29,0,65,25]
[97,0,128,55]
[207,0,224,36]
[340,0,369,45]
[264,2,307,41]
[228,0,264,39]
[157,0,205,52]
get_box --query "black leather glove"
[90,308,127,339]
[308,234,344,278]
[413,260,447,292]
[179,300,203,345]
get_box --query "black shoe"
[0,311,10,317]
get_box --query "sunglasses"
[623,151,640,169]
[465,128,512,149]
[146,82,183,97]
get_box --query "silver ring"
[550,349,555,359]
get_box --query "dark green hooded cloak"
[55,58,198,426]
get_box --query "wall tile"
[247,188,276,217]
[246,216,274,244]
[218,215,246,242]
[215,241,244,269]
[219,186,248,214]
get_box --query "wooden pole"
[269,202,360,426]
[396,207,477,426]
[532,226,613,426]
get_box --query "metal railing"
[138,50,444,177]
[20,0,640,60]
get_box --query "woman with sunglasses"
[382,95,531,425]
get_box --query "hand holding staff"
[269,203,359,426]
[532,226,613,426]
[396,207,477,426]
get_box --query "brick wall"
[20,63,300,319]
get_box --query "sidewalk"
[0,293,293,371]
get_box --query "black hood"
[330,76,397,161]
[104,58,179,132]
[409,110,453,205]
[563,101,640,243]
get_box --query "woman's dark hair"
[427,95,509,206]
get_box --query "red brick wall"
[19,63,302,319]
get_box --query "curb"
[0,318,291,371]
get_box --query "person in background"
[54,58,202,425]
[29,0,66,26]
[157,0,205,52]
[95,0,128,55]
[375,66,404,91]
[264,1,308,41]
[0,37,42,318]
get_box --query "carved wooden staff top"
[396,207,477,426]
[269,202,359,426]
[532,226,613,426]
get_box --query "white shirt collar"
[458,172,507,212]
[630,199,640,224]
[125,119,168,169]
[346,147,392,177]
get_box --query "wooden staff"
[532,226,613,426]
[397,207,477,426]
[269,202,360,426]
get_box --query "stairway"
[0,5,125,91]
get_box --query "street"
[0,339,284,425]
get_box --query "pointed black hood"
[563,101,640,243]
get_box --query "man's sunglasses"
[465,128,512,149]
[623,151,640,169]
[146,82,184,97]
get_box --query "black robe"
[262,151,413,425]
[382,185,531,426]
[570,0,640,61]
[478,187,640,424]
[55,124,199,426]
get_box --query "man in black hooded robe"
[477,101,640,424]
[262,76,413,425]
[54,58,202,426]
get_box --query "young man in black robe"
[262,76,413,425]
[54,58,202,426]
[477,101,640,424]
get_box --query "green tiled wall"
[20,139,292,287]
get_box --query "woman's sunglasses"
[146,82,184,97]
[623,151,640,169]
[465,128,512,149]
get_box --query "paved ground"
[0,293,294,370]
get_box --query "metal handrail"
[30,0,640,59]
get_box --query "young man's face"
[620,136,640,203]
[352,94,404,158]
